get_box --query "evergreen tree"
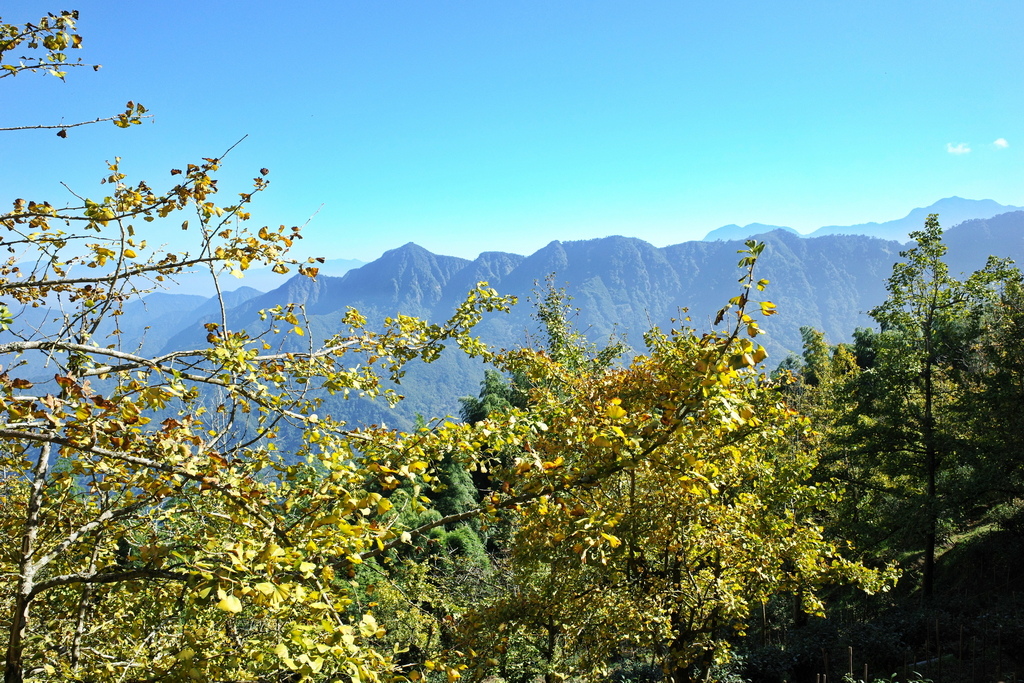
[815,215,1020,599]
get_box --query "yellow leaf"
[217,595,243,613]
[606,398,627,419]
[254,582,276,596]
[601,532,622,548]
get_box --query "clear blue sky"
[3,1,1022,263]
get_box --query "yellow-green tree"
[0,11,515,681]
[452,246,890,682]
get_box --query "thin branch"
[0,338,360,372]
[0,255,234,293]
[30,567,188,597]
[0,428,283,541]
[0,114,153,133]
[354,460,627,565]
[30,496,156,574]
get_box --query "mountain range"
[161,257,367,295]
[702,197,1024,242]
[6,203,1024,430]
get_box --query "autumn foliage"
[0,12,887,682]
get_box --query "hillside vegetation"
[2,11,1024,683]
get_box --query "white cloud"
[994,137,1009,149]
[947,142,972,155]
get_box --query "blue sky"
[2,1,1022,263]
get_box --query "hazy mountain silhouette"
[808,197,1023,241]
[702,197,1023,242]
[162,258,366,295]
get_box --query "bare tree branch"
[0,114,152,134]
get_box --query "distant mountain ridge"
[154,210,1024,429]
[7,207,1024,431]
[703,197,1024,242]
[161,257,366,295]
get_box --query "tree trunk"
[4,443,52,683]
[70,542,102,671]
[542,618,558,683]
[922,323,937,601]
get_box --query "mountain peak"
[383,242,432,257]
[703,223,798,241]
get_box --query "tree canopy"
[0,11,889,683]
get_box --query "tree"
[451,245,889,682]
[459,370,528,427]
[779,328,883,561]
[946,279,1024,537]
[0,12,520,681]
[853,215,1019,599]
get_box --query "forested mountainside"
[145,210,1024,428]
[10,211,1021,431]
